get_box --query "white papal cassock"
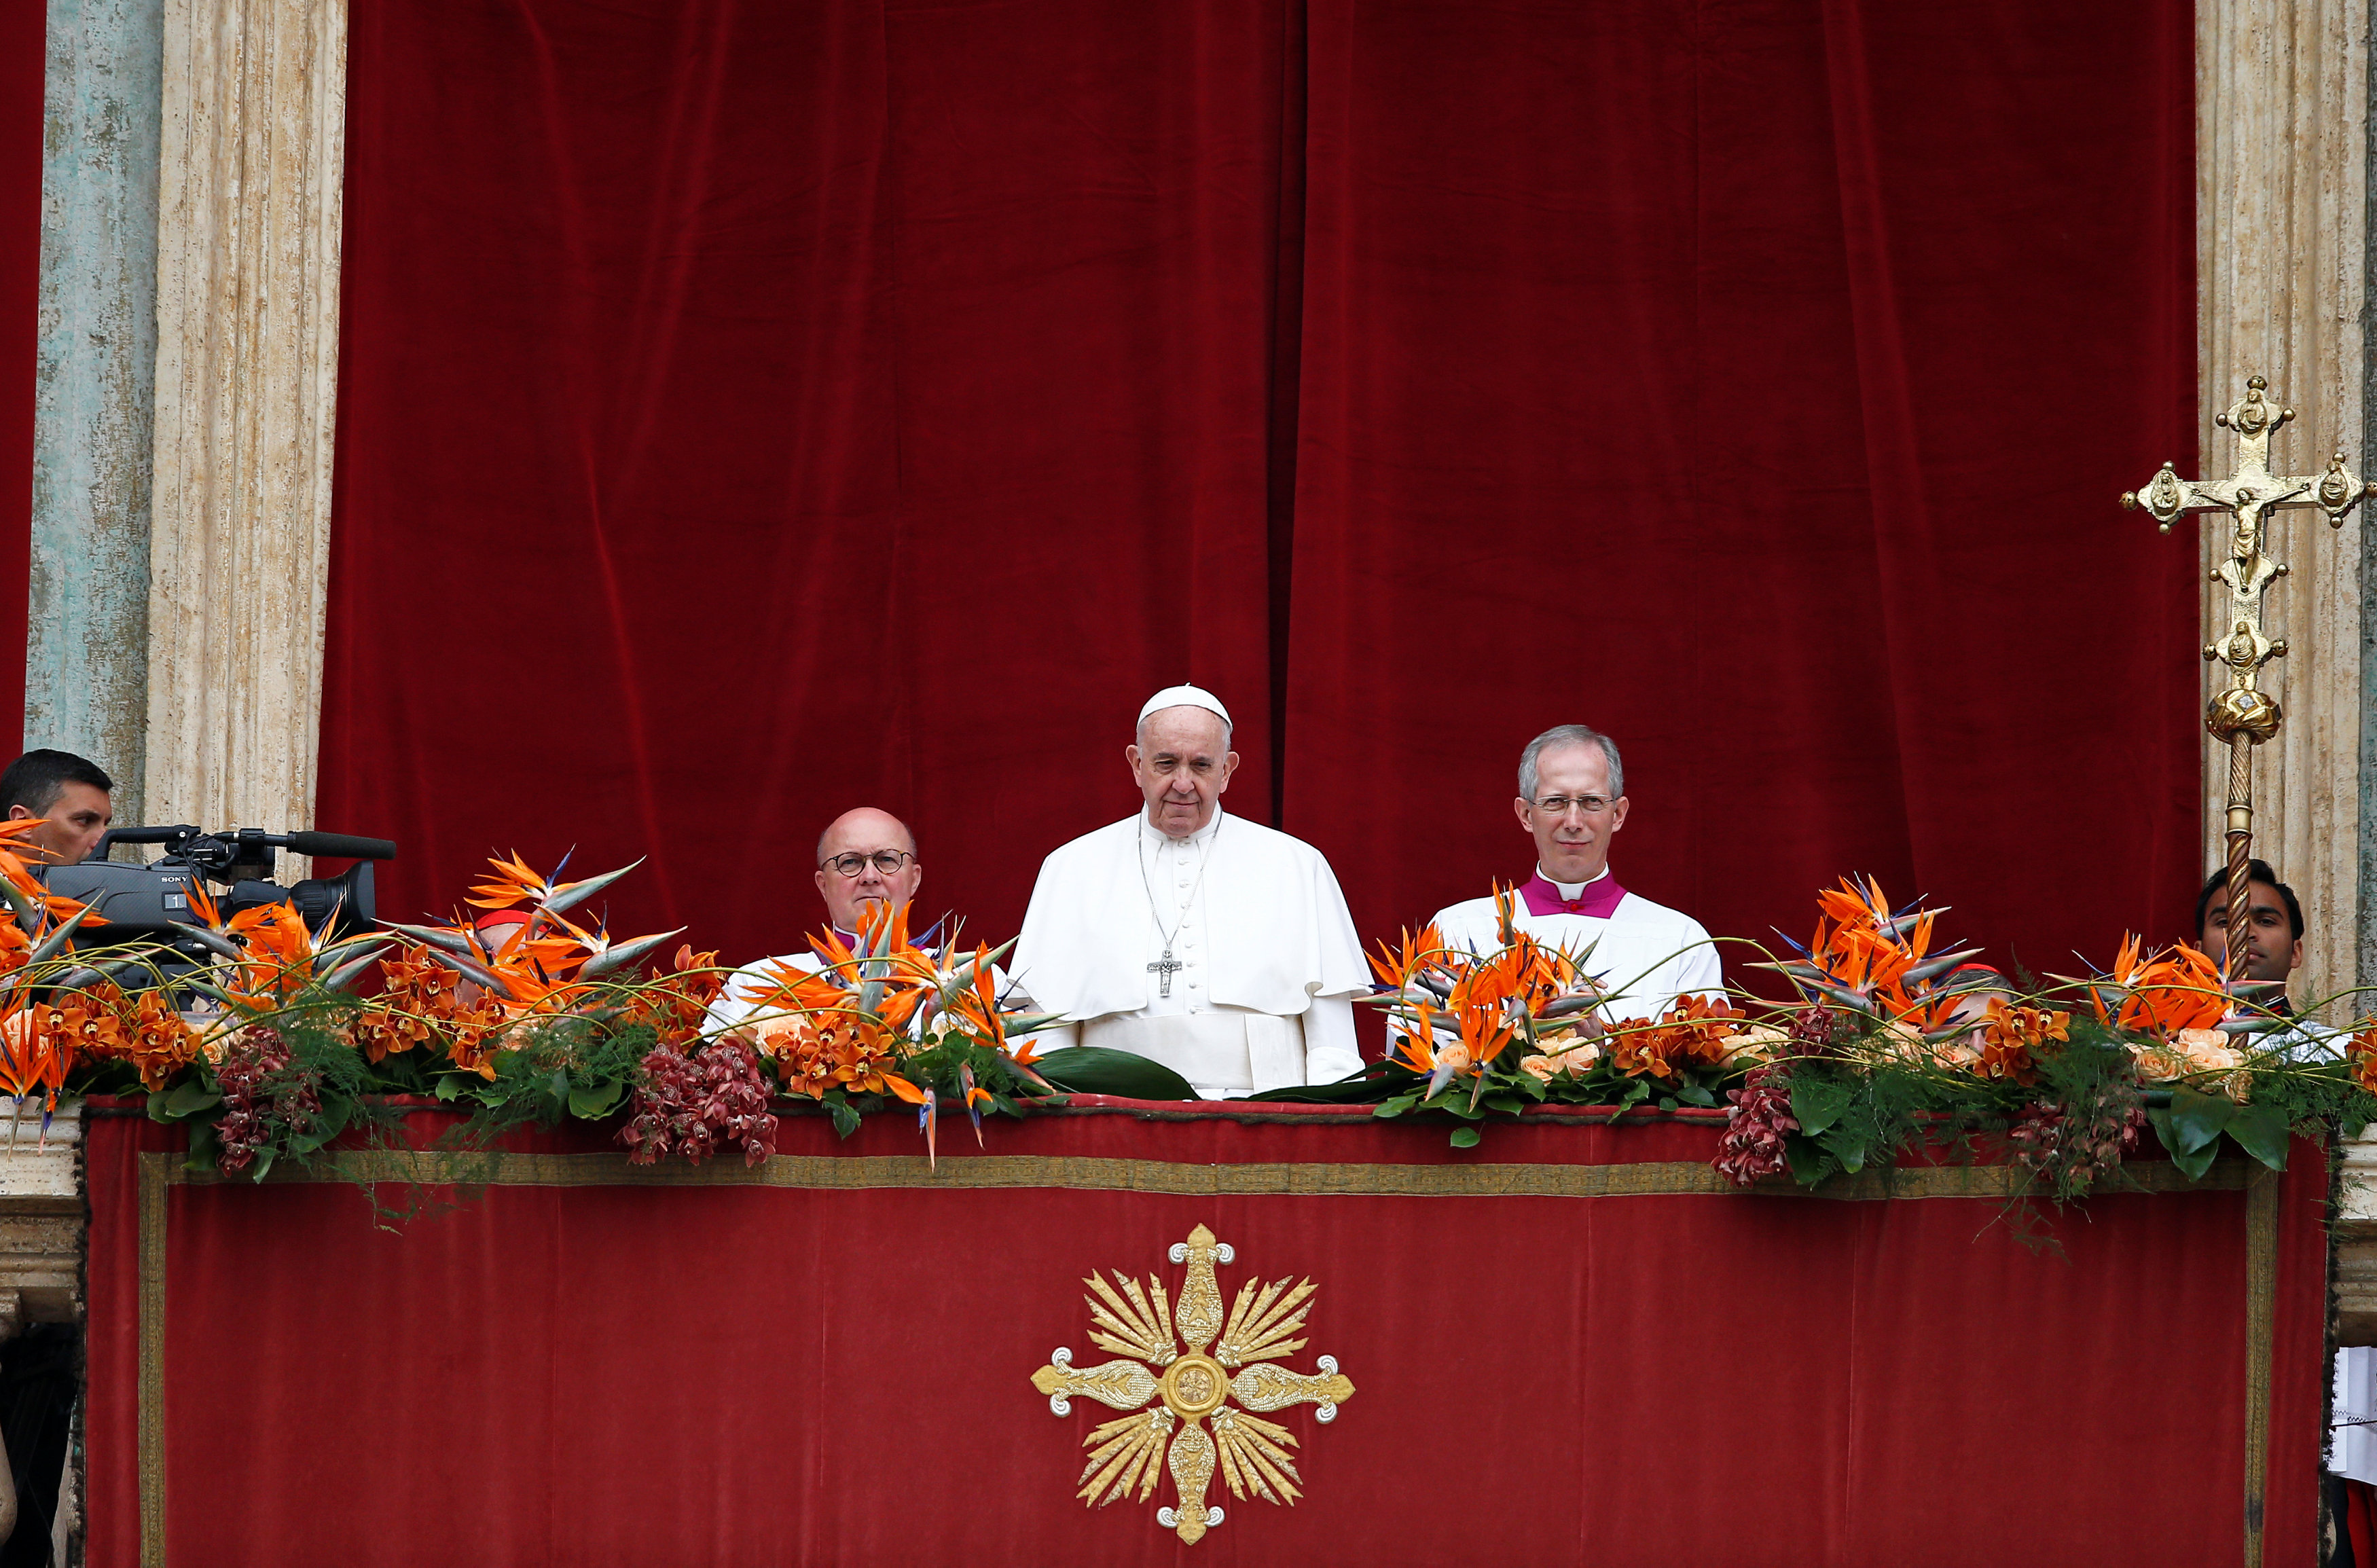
[1430,869,1722,1021]
[1013,810,1369,1097]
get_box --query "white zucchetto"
[1138,685,1232,727]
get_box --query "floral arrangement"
[1362,877,2377,1199]
[0,841,1056,1180]
[1,814,2369,1205]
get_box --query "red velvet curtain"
[321,0,2196,979]
[0,0,41,740]
[84,1111,2329,1567]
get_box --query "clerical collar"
[1141,807,1223,847]
[1520,865,1625,919]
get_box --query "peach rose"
[1519,1054,1559,1082]
[1434,1043,1472,1074]
[1718,1024,1788,1067]
[744,1013,813,1057]
[2174,1027,2244,1075]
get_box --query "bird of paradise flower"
[1031,1225,1354,1546]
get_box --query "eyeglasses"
[1530,795,1614,817]
[820,850,914,877]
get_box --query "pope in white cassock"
[1013,686,1369,1098]
[1430,724,1722,1018]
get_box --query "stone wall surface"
[31,0,162,822]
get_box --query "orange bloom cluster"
[1809,876,1938,1015]
[2095,936,2227,1038]
[355,947,507,1069]
[19,983,200,1093]
[1608,993,1749,1082]
[2351,1027,2377,1096]
[619,945,725,1047]
[1969,998,2070,1087]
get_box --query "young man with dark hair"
[0,750,113,866]
[2194,858,2304,991]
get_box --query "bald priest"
[1432,724,1722,1018]
[1013,686,1368,1098]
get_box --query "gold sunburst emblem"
[1029,1224,1356,1546]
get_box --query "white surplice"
[1430,866,1723,1023]
[1012,809,1368,1097]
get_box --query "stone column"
[31,0,164,825]
[143,0,345,850]
[2198,0,2369,1016]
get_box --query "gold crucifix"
[2121,376,2376,982]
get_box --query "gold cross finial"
[2119,377,2376,983]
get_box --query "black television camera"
[41,827,398,953]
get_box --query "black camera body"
[42,826,397,949]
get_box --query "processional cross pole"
[2121,376,2377,981]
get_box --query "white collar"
[1537,863,1610,900]
[1142,807,1224,849]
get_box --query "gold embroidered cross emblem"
[1030,1224,1356,1545]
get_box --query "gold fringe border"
[179,1148,2252,1199]
[2242,1161,2280,1568]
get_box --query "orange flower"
[1607,994,1745,1081]
[2098,936,2226,1036]
[1966,998,2069,1085]
[1368,924,1451,991]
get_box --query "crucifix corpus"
[2121,376,2377,981]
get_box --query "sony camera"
[39,826,397,956]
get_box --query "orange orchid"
[1967,998,2069,1085]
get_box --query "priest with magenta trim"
[1430,724,1722,1018]
[1012,685,1368,1098]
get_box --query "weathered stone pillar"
[31,0,164,825]
[2198,0,2370,1015]
[143,0,345,848]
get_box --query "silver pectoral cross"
[1148,949,1182,998]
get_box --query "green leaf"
[433,1075,463,1103]
[1791,1078,1855,1137]
[2224,1103,2291,1171]
[1448,1127,1481,1149]
[149,1080,223,1122]
[2169,1136,2221,1182]
[1372,1093,1421,1120]
[248,1146,276,1184]
[567,1078,627,1120]
[1030,1047,1197,1101]
[1821,1126,1870,1174]
[2166,1088,2235,1155]
[1674,1082,1718,1109]
[1482,1093,1525,1115]
[1656,1095,1677,1112]
[824,1097,861,1138]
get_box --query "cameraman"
[0,750,113,865]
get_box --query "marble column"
[2197,0,2369,1015]
[142,0,345,854]
[31,0,163,825]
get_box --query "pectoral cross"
[2122,376,2376,980]
[1148,950,1182,998]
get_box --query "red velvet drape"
[0,0,40,742]
[84,1112,2329,1567]
[321,0,2196,977]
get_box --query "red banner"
[88,1106,2323,1566]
